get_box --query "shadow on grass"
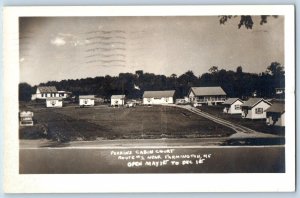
[39,140,71,148]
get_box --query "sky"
[19,16,284,86]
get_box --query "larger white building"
[143,90,175,105]
[188,86,226,105]
[31,86,71,100]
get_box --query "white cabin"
[111,95,126,106]
[266,102,285,127]
[79,95,95,107]
[241,98,271,119]
[188,86,226,105]
[143,90,175,105]
[46,97,63,108]
[223,98,244,114]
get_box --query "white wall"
[227,100,243,114]
[46,100,63,108]
[111,98,125,106]
[188,91,196,102]
[143,97,173,105]
[35,88,69,99]
[31,94,37,100]
[79,99,95,106]
[36,92,56,99]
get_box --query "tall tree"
[209,66,219,74]
[219,15,278,29]
[19,83,33,101]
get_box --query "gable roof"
[111,95,126,99]
[38,86,57,93]
[241,98,271,108]
[190,86,226,96]
[223,98,243,105]
[79,95,95,99]
[143,90,175,98]
[266,103,285,114]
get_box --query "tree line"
[19,62,284,101]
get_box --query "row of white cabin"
[223,98,285,127]
[34,86,227,106]
[33,86,284,127]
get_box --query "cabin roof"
[143,90,175,98]
[38,86,58,93]
[241,98,271,108]
[190,86,226,96]
[223,98,243,105]
[266,103,285,114]
[79,95,95,99]
[111,95,126,99]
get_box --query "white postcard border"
[3,5,295,193]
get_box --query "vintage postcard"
[3,5,295,193]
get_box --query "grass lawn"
[19,104,235,142]
[197,105,285,136]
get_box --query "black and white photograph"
[3,6,295,193]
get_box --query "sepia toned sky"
[19,16,284,85]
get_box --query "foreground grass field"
[197,105,285,136]
[19,105,235,142]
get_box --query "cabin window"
[84,99,88,104]
[165,97,169,102]
[255,108,263,114]
[147,98,151,102]
[234,105,241,110]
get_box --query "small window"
[165,97,169,102]
[147,98,151,102]
[234,105,240,110]
[255,108,263,114]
